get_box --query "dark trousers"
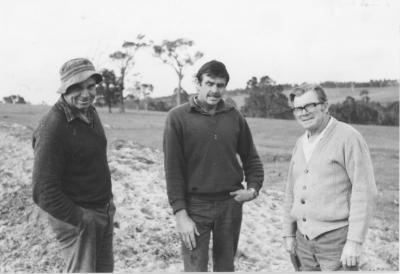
[182,197,243,272]
[295,226,359,271]
[48,200,116,273]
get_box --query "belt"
[188,192,233,201]
[79,198,113,210]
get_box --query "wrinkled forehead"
[76,76,97,87]
[67,76,97,94]
[201,74,227,85]
[292,90,320,106]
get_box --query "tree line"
[320,80,398,88]
[131,74,399,126]
[329,94,399,126]
[2,95,26,104]
[239,77,399,126]
[240,76,293,119]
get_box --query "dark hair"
[289,84,327,105]
[196,60,230,84]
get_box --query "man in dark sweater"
[163,60,264,271]
[32,58,115,272]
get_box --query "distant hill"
[150,86,399,111]
[284,86,399,104]
[227,86,399,110]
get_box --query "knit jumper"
[32,100,112,227]
[283,117,377,243]
[163,97,264,214]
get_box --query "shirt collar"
[304,116,333,143]
[56,96,95,125]
[189,96,234,115]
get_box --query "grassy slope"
[1,103,398,263]
[322,86,399,104]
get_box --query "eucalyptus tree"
[153,38,203,106]
[110,34,151,112]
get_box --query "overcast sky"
[1,0,399,104]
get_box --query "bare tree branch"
[152,38,203,106]
[109,35,152,112]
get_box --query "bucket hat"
[57,58,102,94]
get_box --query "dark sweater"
[163,97,264,214]
[32,100,112,227]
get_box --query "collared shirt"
[190,96,231,115]
[164,97,264,214]
[283,117,377,242]
[57,96,95,126]
[193,96,202,107]
[302,117,333,163]
[32,97,112,227]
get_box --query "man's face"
[292,90,328,132]
[196,74,227,106]
[64,77,97,110]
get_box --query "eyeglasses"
[291,102,323,114]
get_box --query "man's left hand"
[230,189,256,203]
[340,240,362,267]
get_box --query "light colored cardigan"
[283,117,377,243]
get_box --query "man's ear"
[194,77,201,91]
[322,102,330,113]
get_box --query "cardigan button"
[301,199,305,204]
[302,217,307,222]
[303,185,307,190]
[304,169,309,174]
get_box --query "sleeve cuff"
[247,182,261,192]
[347,226,367,244]
[346,234,364,244]
[282,221,297,238]
[283,232,296,237]
[172,200,186,215]
[346,238,363,244]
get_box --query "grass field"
[230,86,399,109]
[0,103,398,270]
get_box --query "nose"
[211,85,222,95]
[297,107,314,116]
[299,108,308,114]
[80,88,90,97]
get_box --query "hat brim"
[57,71,103,94]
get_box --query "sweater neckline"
[299,117,338,167]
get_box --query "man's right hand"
[284,236,296,254]
[175,210,199,250]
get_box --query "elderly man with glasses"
[282,84,377,271]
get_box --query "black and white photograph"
[0,0,398,272]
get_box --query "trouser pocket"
[47,214,80,243]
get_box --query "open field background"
[230,86,399,110]
[0,103,398,271]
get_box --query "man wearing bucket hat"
[32,58,115,272]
